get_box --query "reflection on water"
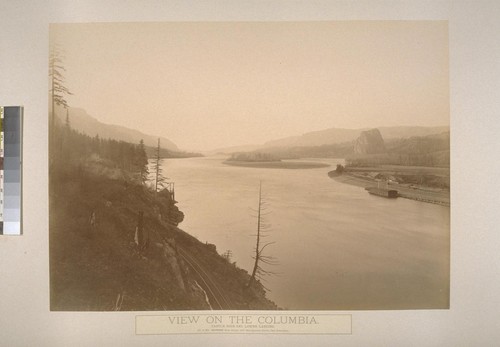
[162,156,449,310]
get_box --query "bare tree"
[152,138,167,193]
[247,181,278,289]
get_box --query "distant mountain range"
[55,107,448,158]
[55,107,179,151]
[212,125,449,154]
[262,126,449,149]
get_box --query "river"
[158,156,449,310]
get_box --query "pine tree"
[152,138,167,192]
[49,44,72,133]
[64,107,70,130]
[49,43,73,170]
[137,139,149,185]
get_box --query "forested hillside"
[241,131,450,168]
[49,122,276,311]
[347,132,450,167]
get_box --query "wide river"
[160,156,449,310]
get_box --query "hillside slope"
[56,106,179,151]
[347,131,450,167]
[49,126,276,311]
[50,171,276,310]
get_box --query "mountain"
[261,126,449,149]
[56,106,179,151]
[354,129,386,155]
[387,131,450,154]
[262,128,360,148]
[378,126,450,140]
[210,125,449,157]
[209,125,449,158]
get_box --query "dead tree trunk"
[247,181,278,289]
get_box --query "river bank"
[329,170,450,206]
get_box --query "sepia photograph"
[49,21,449,311]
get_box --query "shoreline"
[330,172,450,207]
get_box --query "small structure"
[366,187,398,198]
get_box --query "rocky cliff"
[353,128,386,155]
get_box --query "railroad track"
[177,246,233,310]
[151,225,234,310]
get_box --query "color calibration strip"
[0,107,3,232]
[0,106,22,235]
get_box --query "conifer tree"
[152,138,167,192]
[136,139,149,185]
[49,44,72,132]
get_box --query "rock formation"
[353,128,386,155]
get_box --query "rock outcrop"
[353,128,386,155]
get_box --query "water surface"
[159,156,449,310]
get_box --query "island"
[223,152,330,169]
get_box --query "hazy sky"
[51,21,449,151]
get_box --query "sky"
[50,21,449,151]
